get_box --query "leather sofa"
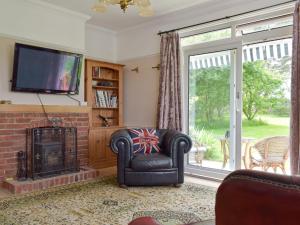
[110,129,192,187]
[128,170,300,225]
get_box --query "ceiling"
[39,0,216,31]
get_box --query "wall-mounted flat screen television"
[11,43,83,95]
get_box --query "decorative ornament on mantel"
[92,0,154,17]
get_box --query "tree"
[190,60,286,128]
[267,56,292,116]
[189,66,230,125]
[243,61,284,120]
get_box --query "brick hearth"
[2,167,100,194]
[0,110,89,185]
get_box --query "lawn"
[190,114,289,162]
[207,115,289,139]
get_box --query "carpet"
[0,177,216,225]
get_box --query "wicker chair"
[249,136,289,174]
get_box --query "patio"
[189,135,290,175]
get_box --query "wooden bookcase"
[85,59,124,169]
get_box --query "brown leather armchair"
[129,170,300,225]
[216,170,300,225]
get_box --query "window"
[236,14,293,36]
[181,28,231,46]
[183,8,293,179]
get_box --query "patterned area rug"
[0,177,216,225]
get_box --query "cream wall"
[0,0,89,52]
[85,24,117,62]
[120,54,160,127]
[0,0,90,105]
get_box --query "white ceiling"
[39,0,216,31]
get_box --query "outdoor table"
[219,137,256,169]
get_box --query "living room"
[0,0,300,224]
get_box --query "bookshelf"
[85,59,124,128]
[85,59,124,169]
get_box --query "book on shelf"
[92,66,101,78]
[96,90,106,107]
[95,90,118,108]
[94,90,100,107]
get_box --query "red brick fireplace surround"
[0,105,90,189]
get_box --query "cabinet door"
[89,129,106,163]
[105,129,117,160]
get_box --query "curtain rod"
[157,0,297,35]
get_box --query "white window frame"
[182,37,243,179]
[181,6,294,179]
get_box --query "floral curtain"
[291,0,300,175]
[157,31,182,131]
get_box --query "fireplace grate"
[26,127,79,180]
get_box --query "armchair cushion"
[131,153,172,171]
[129,128,161,154]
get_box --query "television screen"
[11,43,83,94]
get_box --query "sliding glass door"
[181,12,293,179]
[183,40,242,179]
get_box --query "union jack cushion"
[129,128,161,154]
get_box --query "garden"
[189,56,291,162]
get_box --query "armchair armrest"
[161,129,192,156]
[110,129,133,185]
[161,130,192,183]
[110,129,133,155]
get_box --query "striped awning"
[189,39,292,70]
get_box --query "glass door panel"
[188,50,234,171]
[241,38,292,174]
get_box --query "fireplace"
[26,127,79,179]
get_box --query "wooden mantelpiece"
[0,104,91,113]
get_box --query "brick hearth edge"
[3,167,101,194]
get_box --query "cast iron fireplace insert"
[27,127,79,180]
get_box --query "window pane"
[181,28,231,46]
[236,14,292,36]
[188,50,233,171]
[242,38,291,175]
